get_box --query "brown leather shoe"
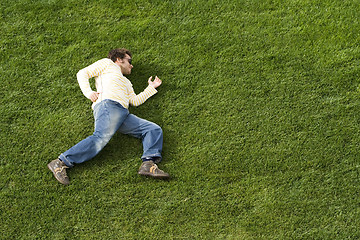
[47,159,70,185]
[138,160,170,179]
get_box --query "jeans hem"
[59,154,74,168]
[141,153,162,163]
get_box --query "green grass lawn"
[1,0,360,239]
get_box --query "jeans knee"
[142,123,162,139]
[152,124,162,135]
[93,132,112,147]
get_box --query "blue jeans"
[59,99,163,167]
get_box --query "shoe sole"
[138,171,170,179]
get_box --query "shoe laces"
[150,163,163,173]
[55,165,69,175]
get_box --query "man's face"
[116,54,133,75]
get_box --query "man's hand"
[148,76,162,89]
[88,91,100,102]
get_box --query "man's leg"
[118,114,163,160]
[48,100,129,184]
[59,100,129,167]
[118,114,169,179]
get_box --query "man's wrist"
[146,85,158,94]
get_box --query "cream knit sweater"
[77,58,157,109]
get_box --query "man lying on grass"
[48,48,169,185]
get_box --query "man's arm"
[128,76,162,107]
[77,59,109,102]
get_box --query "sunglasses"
[125,58,132,65]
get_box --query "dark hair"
[108,48,132,62]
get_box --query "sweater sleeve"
[76,59,109,98]
[128,85,158,107]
